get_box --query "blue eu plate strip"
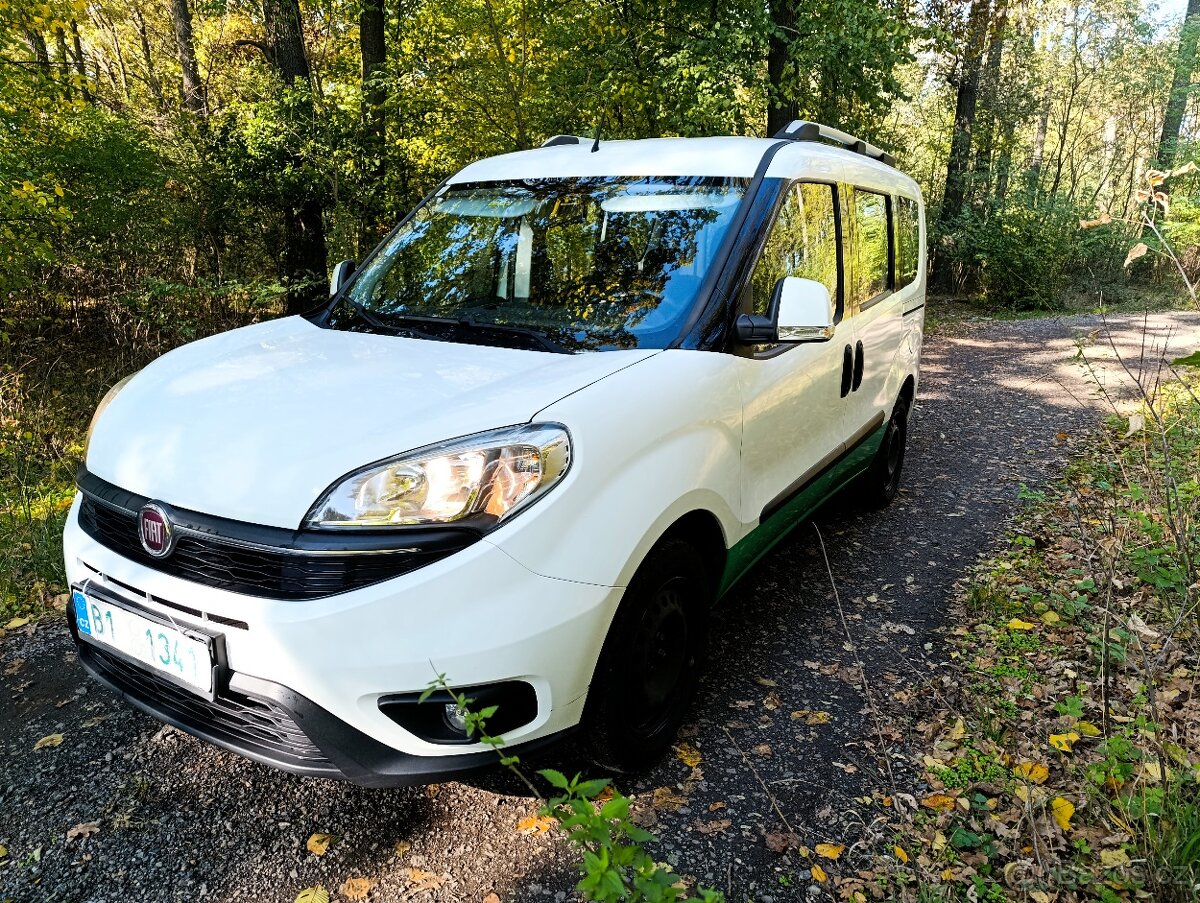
[73,590,91,635]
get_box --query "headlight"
[85,373,136,453]
[305,423,571,529]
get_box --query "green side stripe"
[717,424,886,597]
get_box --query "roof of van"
[448,136,922,200]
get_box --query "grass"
[0,289,276,623]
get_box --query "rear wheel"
[856,396,909,509]
[583,539,710,773]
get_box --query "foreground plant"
[420,675,723,903]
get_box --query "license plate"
[72,589,213,694]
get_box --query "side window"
[849,189,890,306]
[750,182,839,317]
[895,196,919,289]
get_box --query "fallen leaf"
[1040,611,1061,625]
[1006,618,1036,631]
[765,831,794,853]
[515,815,553,835]
[946,718,967,742]
[483,894,501,903]
[66,821,100,841]
[752,743,772,757]
[694,818,731,835]
[1051,796,1075,831]
[652,787,687,811]
[1077,721,1101,737]
[1013,762,1050,784]
[4,658,26,676]
[674,742,702,768]
[1100,848,1131,868]
[338,877,375,900]
[708,801,726,812]
[294,888,329,903]
[1142,761,1163,783]
[811,864,828,883]
[406,868,445,891]
[754,677,778,687]
[1050,732,1081,753]
[393,840,411,857]
[762,691,781,710]
[4,616,30,629]
[893,845,909,864]
[920,793,957,812]
[34,733,63,750]
[306,833,334,856]
[815,843,844,860]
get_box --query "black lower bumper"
[73,635,568,788]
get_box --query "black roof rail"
[774,120,896,168]
[541,135,589,148]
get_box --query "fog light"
[444,703,469,733]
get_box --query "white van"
[64,122,925,784]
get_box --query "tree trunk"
[972,0,1007,201]
[261,0,327,312]
[938,0,992,229]
[69,20,93,103]
[767,1,797,137]
[1156,0,1200,168]
[169,0,206,114]
[1025,81,1052,194]
[359,0,387,243]
[23,30,50,71]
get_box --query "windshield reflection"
[327,176,748,352]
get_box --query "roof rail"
[774,120,896,168]
[541,135,590,148]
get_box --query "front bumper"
[62,494,622,784]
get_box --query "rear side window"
[750,182,839,317]
[896,195,920,289]
[850,189,890,306]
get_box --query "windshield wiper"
[455,315,570,354]
[340,301,446,342]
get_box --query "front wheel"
[856,397,909,509]
[583,539,710,773]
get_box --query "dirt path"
[3,310,1200,903]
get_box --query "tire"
[583,539,711,773]
[857,396,909,510]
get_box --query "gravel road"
[4,310,1200,903]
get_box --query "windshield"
[326,176,748,352]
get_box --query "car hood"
[85,316,658,528]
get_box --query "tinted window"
[896,195,919,289]
[850,189,890,306]
[750,182,839,317]
[333,176,747,352]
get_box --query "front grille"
[81,642,335,772]
[78,495,450,600]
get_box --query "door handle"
[840,345,853,397]
[852,341,864,392]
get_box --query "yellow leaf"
[338,877,375,900]
[5,616,30,629]
[1051,796,1075,831]
[406,868,445,890]
[893,845,909,863]
[815,843,844,860]
[652,787,687,811]
[515,815,553,835]
[1142,761,1163,783]
[1101,848,1131,868]
[1050,732,1080,753]
[932,831,947,852]
[920,793,956,812]
[1040,611,1061,625]
[0,844,7,858]
[940,868,955,880]
[306,833,333,856]
[34,733,63,750]
[946,717,967,742]
[1030,892,1051,903]
[1077,721,1102,737]
[394,840,411,857]
[294,888,329,903]
[811,864,827,883]
[674,742,702,768]
[1006,618,1035,631]
[1013,762,1050,784]
[1014,784,1030,803]
[806,710,831,725]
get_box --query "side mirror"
[329,259,357,297]
[775,276,835,342]
[734,276,835,344]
